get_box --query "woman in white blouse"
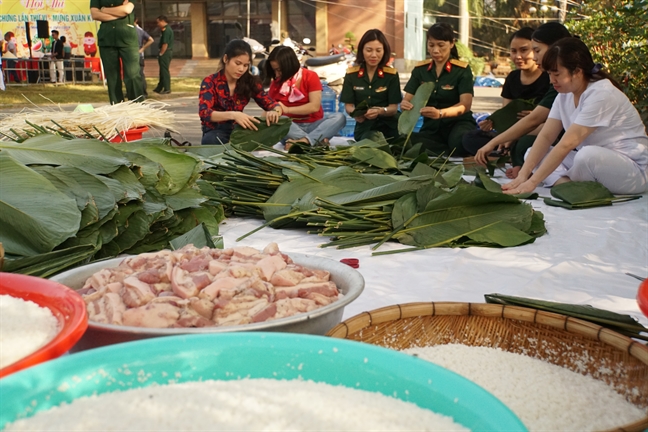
[503,38,648,195]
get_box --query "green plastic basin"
[0,333,526,431]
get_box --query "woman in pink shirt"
[265,46,346,149]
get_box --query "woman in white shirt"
[503,38,648,195]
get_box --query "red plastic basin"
[109,126,149,143]
[0,273,88,378]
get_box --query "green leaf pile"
[0,136,225,277]
[200,141,547,254]
[544,181,641,209]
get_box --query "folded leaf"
[0,155,81,256]
[0,135,130,174]
[349,100,369,118]
[348,146,398,169]
[230,117,292,151]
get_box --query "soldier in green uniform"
[153,16,173,94]
[340,29,402,142]
[90,0,143,104]
[402,23,476,155]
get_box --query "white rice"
[0,294,59,369]
[5,378,469,431]
[404,344,647,431]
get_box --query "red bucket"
[109,126,149,143]
[638,279,648,318]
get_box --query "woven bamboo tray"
[327,302,648,432]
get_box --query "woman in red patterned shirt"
[265,46,346,150]
[199,39,282,144]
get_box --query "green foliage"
[456,41,486,78]
[567,0,648,125]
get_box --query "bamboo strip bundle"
[0,99,176,141]
[327,302,648,431]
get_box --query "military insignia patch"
[440,84,455,90]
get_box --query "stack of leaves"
[236,161,546,254]
[485,293,647,342]
[544,181,642,209]
[201,136,460,219]
[0,136,224,277]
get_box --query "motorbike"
[243,37,269,76]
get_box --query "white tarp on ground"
[217,180,648,327]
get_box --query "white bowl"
[51,253,364,351]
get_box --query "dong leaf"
[347,146,398,169]
[332,175,435,206]
[487,98,536,133]
[230,117,293,151]
[485,293,647,336]
[169,223,216,250]
[349,100,369,118]
[398,82,435,136]
[0,155,81,256]
[129,146,202,195]
[544,181,642,209]
[0,135,130,174]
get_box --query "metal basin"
[50,253,364,351]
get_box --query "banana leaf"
[0,155,81,256]
[441,164,464,188]
[121,151,163,189]
[485,293,647,340]
[349,100,369,118]
[169,223,216,250]
[230,117,292,151]
[487,98,536,133]
[474,170,502,193]
[395,185,537,248]
[32,166,116,221]
[164,186,207,211]
[0,135,130,174]
[331,175,435,206]
[108,166,147,201]
[1,244,96,275]
[128,146,202,196]
[347,146,398,169]
[543,181,641,209]
[398,82,435,136]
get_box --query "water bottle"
[321,81,337,116]
[413,116,424,133]
[338,101,355,137]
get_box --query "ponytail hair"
[219,39,261,99]
[541,37,622,91]
[427,22,459,59]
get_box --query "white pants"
[539,146,648,194]
[49,60,64,83]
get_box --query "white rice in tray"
[5,379,469,431]
[404,344,647,431]
[0,294,59,369]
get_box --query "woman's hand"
[502,178,538,195]
[501,169,535,195]
[420,106,442,120]
[478,119,493,132]
[364,107,383,120]
[264,108,281,126]
[517,110,532,119]
[474,142,498,166]
[400,100,413,111]
[232,112,261,130]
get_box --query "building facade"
[137,0,425,67]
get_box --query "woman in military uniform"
[402,22,475,155]
[340,29,402,142]
[90,0,143,104]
